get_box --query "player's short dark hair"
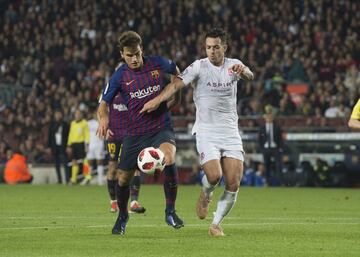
[205,28,228,44]
[118,31,142,51]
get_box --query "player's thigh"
[159,143,176,165]
[107,160,118,180]
[202,159,223,184]
[118,135,144,171]
[153,129,177,165]
[221,155,244,191]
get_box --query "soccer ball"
[137,147,166,175]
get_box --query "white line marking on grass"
[3,216,360,220]
[1,222,359,231]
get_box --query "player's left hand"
[140,99,161,114]
[231,63,246,75]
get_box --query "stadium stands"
[0,0,359,170]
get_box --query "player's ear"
[120,51,124,59]
[223,43,228,52]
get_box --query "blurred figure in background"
[4,150,33,184]
[86,108,105,185]
[348,99,360,129]
[67,109,89,185]
[48,109,70,184]
[259,105,284,186]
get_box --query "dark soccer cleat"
[112,214,129,235]
[165,210,184,229]
[129,201,146,214]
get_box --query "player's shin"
[212,190,238,225]
[107,179,117,200]
[201,175,218,199]
[130,175,140,202]
[115,183,130,217]
[163,164,178,213]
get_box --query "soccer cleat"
[110,200,118,213]
[112,214,129,235]
[196,191,211,219]
[165,210,184,229]
[129,200,146,214]
[208,224,225,237]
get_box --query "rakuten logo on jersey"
[129,85,161,99]
[113,104,127,112]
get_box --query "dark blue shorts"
[106,139,123,162]
[118,129,176,171]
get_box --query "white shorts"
[196,133,245,166]
[86,144,105,160]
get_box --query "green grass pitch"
[0,185,359,257]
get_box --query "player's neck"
[209,57,225,67]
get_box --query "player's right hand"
[106,129,114,140]
[140,98,161,114]
[96,117,109,140]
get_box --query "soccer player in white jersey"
[140,28,254,236]
[86,108,105,185]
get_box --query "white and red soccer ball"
[137,147,166,175]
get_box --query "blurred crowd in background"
[0,0,360,166]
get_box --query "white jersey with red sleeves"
[179,57,243,140]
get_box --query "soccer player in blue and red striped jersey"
[97,31,184,235]
[105,90,146,214]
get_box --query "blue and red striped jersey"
[108,92,128,141]
[102,56,177,135]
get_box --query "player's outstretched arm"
[96,100,110,140]
[140,79,186,114]
[167,75,183,109]
[348,118,360,130]
[231,64,254,81]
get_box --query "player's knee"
[107,162,117,179]
[117,170,132,185]
[225,180,240,192]
[163,150,176,165]
[207,175,222,186]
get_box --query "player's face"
[121,45,144,70]
[75,110,82,121]
[205,37,227,66]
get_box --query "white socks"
[212,190,238,225]
[201,175,218,199]
[97,165,104,185]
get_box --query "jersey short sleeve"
[350,99,360,120]
[153,56,177,75]
[101,72,122,103]
[179,60,200,86]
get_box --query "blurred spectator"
[48,109,70,184]
[348,99,360,130]
[0,0,359,164]
[313,158,331,187]
[259,105,284,186]
[4,150,33,184]
[67,109,89,184]
[254,163,267,187]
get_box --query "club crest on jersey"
[151,70,160,79]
